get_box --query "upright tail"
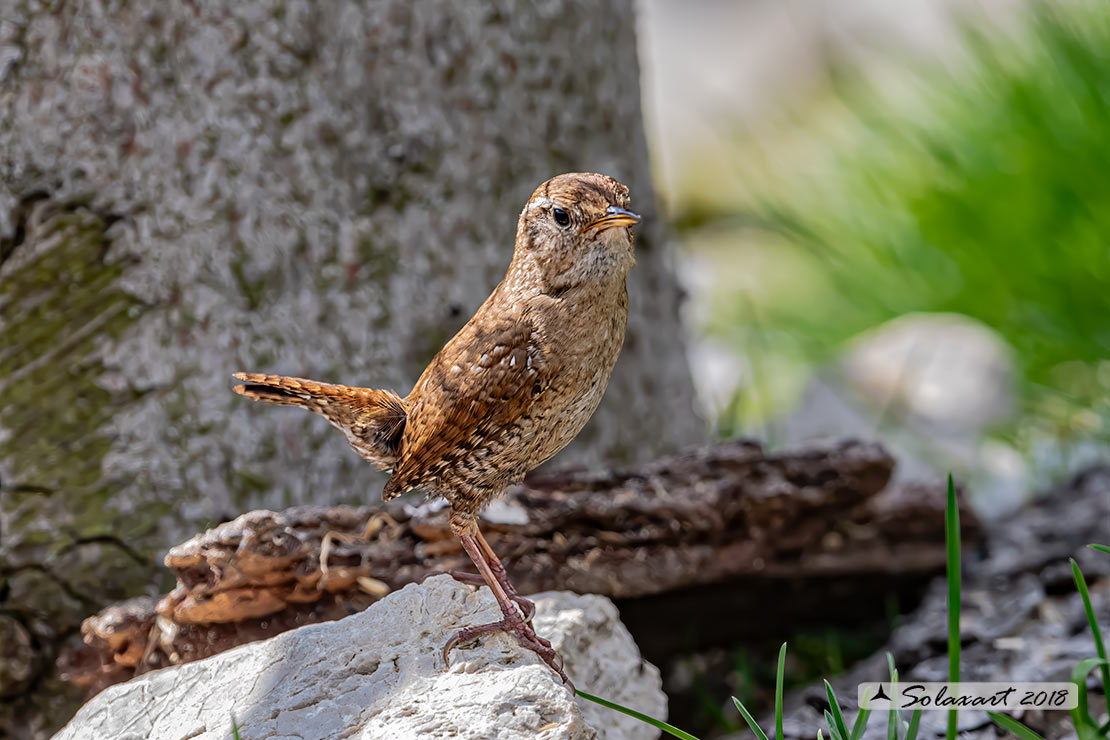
[233,372,407,470]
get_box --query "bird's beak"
[582,206,641,234]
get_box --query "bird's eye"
[552,207,570,228]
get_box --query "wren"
[233,172,640,686]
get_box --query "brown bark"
[60,440,981,697]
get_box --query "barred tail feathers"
[232,372,406,469]
[233,372,323,407]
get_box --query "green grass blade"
[903,709,922,740]
[887,654,901,740]
[1068,657,1110,731]
[1071,558,1110,722]
[987,711,1048,740]
[732,696,770,740]
[1087,544,1110,555]
[849,706,872,740]
[945,474,961,740]
[824,710,845,740]
[825,681,851,740]
[231,715,242,740]
[577,690,702,740]
[776,643,788,740]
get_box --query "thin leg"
[443,521,571,688]
[448,529,537,623]
[474,528,540,626]
[449,570,536,623]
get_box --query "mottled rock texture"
[0,1,701,736]
[52,575,666,740]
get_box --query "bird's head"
[510,172,640,290]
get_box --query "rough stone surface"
[52,575,665,740]
[0,1,701,733]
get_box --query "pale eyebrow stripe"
[527,197,554,211]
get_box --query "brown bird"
[233,172,640,686]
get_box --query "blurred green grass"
[677,1,1110,452]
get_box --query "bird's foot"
[446,527,572,688]
[448,569,536,623]
[443,616,572,690]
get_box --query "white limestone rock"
[52,575,665,740]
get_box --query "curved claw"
[514,595,536,624]
[442,617,573,690]
[443,619,511,667]
[508,628,573,690]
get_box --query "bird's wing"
[383,313,550,499]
